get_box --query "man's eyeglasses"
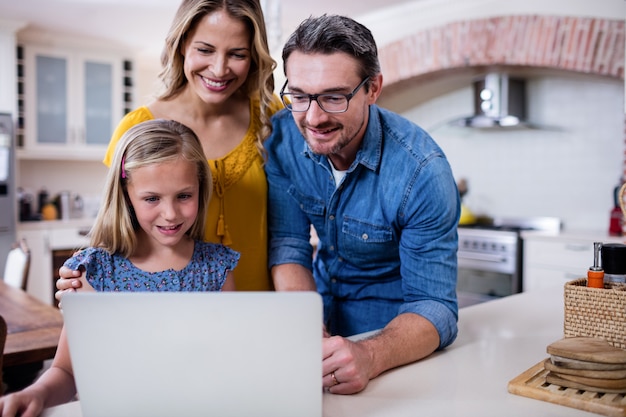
[280,77,370,113]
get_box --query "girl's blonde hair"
[90,119,212,257]
[158,0,276,157]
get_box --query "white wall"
[135,58,161,106]
[357,0,625,233]
[392,73,623,232]
[358,0,626,48]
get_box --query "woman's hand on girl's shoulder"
[55,266,84,307]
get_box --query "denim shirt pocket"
[287,185,325,218]
[341,216,395,264]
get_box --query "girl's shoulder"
[188,241,239,292]
[193,241,240,266]
[63,247,113,271]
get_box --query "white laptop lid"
[62,292,323,417]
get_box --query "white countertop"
[521,229,625,243]
[17,218,94,231]
[323,285,596,417]
[41,286,602,417]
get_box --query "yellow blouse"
[103,97,282,291]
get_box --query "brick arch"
[378,15,625,87]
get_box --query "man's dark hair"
[282,14,381,83]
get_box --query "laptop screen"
[62,292,323,417]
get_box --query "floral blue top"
[63,241,239,292]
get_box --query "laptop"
[61,291,323,417]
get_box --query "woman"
[59,0,281,292]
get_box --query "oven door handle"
[457,252,508,264]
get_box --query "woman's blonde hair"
[90,119,212,257]
[158,0,276,157]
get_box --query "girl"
[58,0,282,293]
[0,119,238,417]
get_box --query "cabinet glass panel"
[36,55,67,144]
[84,61,113,145]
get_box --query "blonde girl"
[0,119,238,417]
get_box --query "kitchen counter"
[17,218,94,232]
[323,285,598,417]
[41,286,602,417]
[521,229,624,243]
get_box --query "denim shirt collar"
[301,105,383,173]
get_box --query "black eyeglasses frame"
[279,77,370,113]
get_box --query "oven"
[456,217,561,308]
[456,227,521,308]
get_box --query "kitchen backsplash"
[18,159,106,220]
[389,73,623,232]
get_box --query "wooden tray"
[508,359,626,417]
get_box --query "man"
[265,14,460,395]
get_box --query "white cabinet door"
[524,239,592,270]
[25,47,70,146]
[20,43,130,159]
[524,265,584,291]
[79,52,124,146]
[523,235,620,292]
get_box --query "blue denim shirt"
[266,105,459,348]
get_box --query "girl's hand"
[0,389,45,417]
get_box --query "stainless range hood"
[449,73,533,129]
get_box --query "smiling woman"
[47,0,281,293]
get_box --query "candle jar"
[602,243,626,285]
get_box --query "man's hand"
[322,313,440,395]
[322,336,375,394]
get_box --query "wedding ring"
[331,372,339,386]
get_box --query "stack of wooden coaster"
[546,337,626,393]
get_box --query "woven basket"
[563,278,626,349]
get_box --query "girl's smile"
[125,157,200,250]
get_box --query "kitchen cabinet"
[18,220,92,305]
[522,232,623,292]
[16,39,133,160]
